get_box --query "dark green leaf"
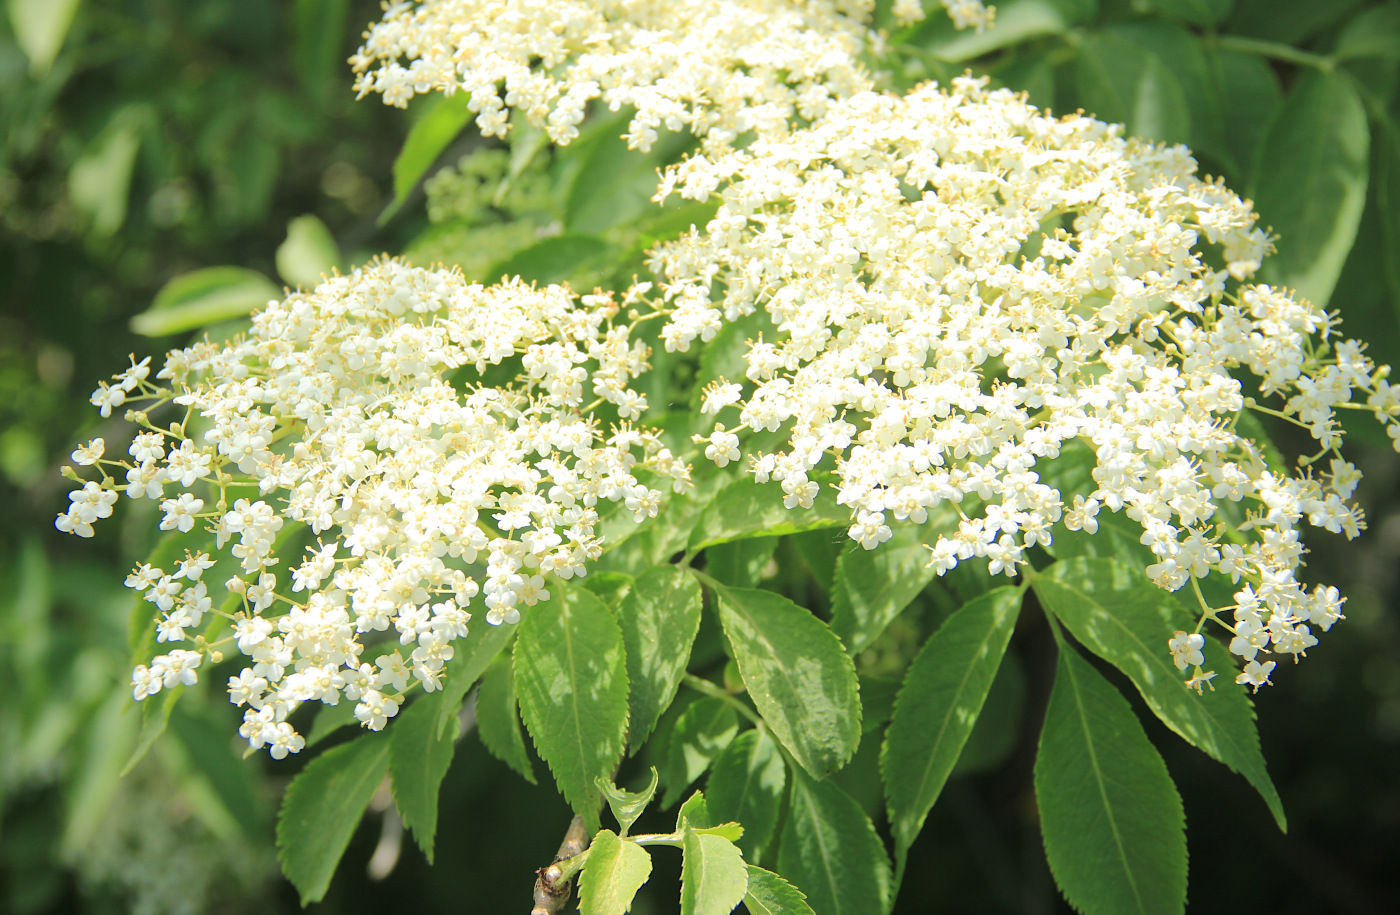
[707,580,862,778]
[858,676,899,734]
[597,767,659,837]
[1206,48,1281,184]
[307,700,358,747]
[389,692,461,862]
[475,655,536,784]
[383,93,475,223]
[166,704,268,842]
[620,565,703,753]
[705,538,779,588]
[778,767,892,915]
[707,729,786,861]
[742,865,817,915]
[1142,0,1232,27]
[1035,644,1187,915]
[829,505,958,655]
[664,698,741,807]
[689,478,849,551]
[485,234,613,286]
[951,650,1026,777]
[1076,29,1192,146]
[292,0,351,102]
[1226,0,1363,45]
[1032,558,1286,829]
[681,827,750,915]
[882,587,1022,869]
[277,733,392,905]
[514,583,630,833]
[436,621,517,739]
[1252,71,1370,307]
[1375,114,1400,312]
[578,830,653,915]
[130,266,281,337]
[1335,5,1400,61]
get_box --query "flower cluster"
[650,76,1399,690]
[59,259,688,755]
[351,0,991,152]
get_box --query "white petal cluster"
[651,76,1399,689]
[60,259,688,754]
[351,0,988,151]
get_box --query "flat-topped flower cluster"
[651,76,1400,692]
[59,259,687,756]
[350,0,991,151]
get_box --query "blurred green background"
[2,1,1398,913]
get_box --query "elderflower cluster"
[651,76,1400,691]
[58,259,689,755]
[351,0,991,152]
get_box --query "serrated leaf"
[382,93,475,224]
[514,584,630,833]
[664,698,740,807]
[1035,644,1187,915]
[778,767,892,915]
[475,655,536,784]
[620,565,703,753]
[743,865,816,915]
[828,505,958,655]
[131,267,281,337]
[881,587,1023,872]
[388,692,460,863]
[7,0,81,76]
[706,729,786,861]
[688,477,850,551]
[678,789,714,830]
[277,733,392,905]
[275,214,340,288]
[436,621,517,739]
[707,580,861,778]
[1252,71,1369,308]
[578,830,653,915]
[1032,557,1285,829]
[597,767,659,837]
[681,827,749,915]
[579,571,635,610]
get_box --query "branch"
[530,814,590,915]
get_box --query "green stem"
[682,673,764,728]
[1213,35,1334,72]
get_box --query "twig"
[530,814,590,915]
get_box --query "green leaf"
[742,865,817,915]
[275,214,341,288]
[388,692,460,863]
[664,698,741,806]
[1206,48,1281,182]
[167,705,269,842]
[1375,114,1400,313]
[951,651,1026,777]
[475,655,536,784]
[1334,4,1400,61]
[619,565,703,753]
[292,0,351,102]
[778,767,892,915]
[689,308,776,412]
[1141,0,1232,26]
[828,505,958,655]
[69,111,143,237]
[707,580,862,778]
[119,686,182,776]
[597,767,659,837]
[6,0,80,76]
[1252,71,1370,308]
[131,266,281,337]
[678,789,715,830]
[485,234,613,286]
[436,620,517,739]
[704,538,779,588]
[881,587,1023,870]
[307,700,358,747]
[383,93,476,224]
[1035,643,1187,915]
[689,477,850,551]
[706,729,786,861]
[1032,558,1286,829]
[1076,30,1192,146]
[514,583,630,833]
[580,571,635,610]
[857,675,899,734]
[277,733,392,906]
[911,0,1086,63]
[578,830,653,915]
[566,118,693,235]
[681,827,750,915]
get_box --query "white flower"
[72,438,104,465]
[1168,631,1206,671]
[159,492,205,532]
[1236,659,1277,692]
[354,689,400,731]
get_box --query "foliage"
[7,2,1400,915]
